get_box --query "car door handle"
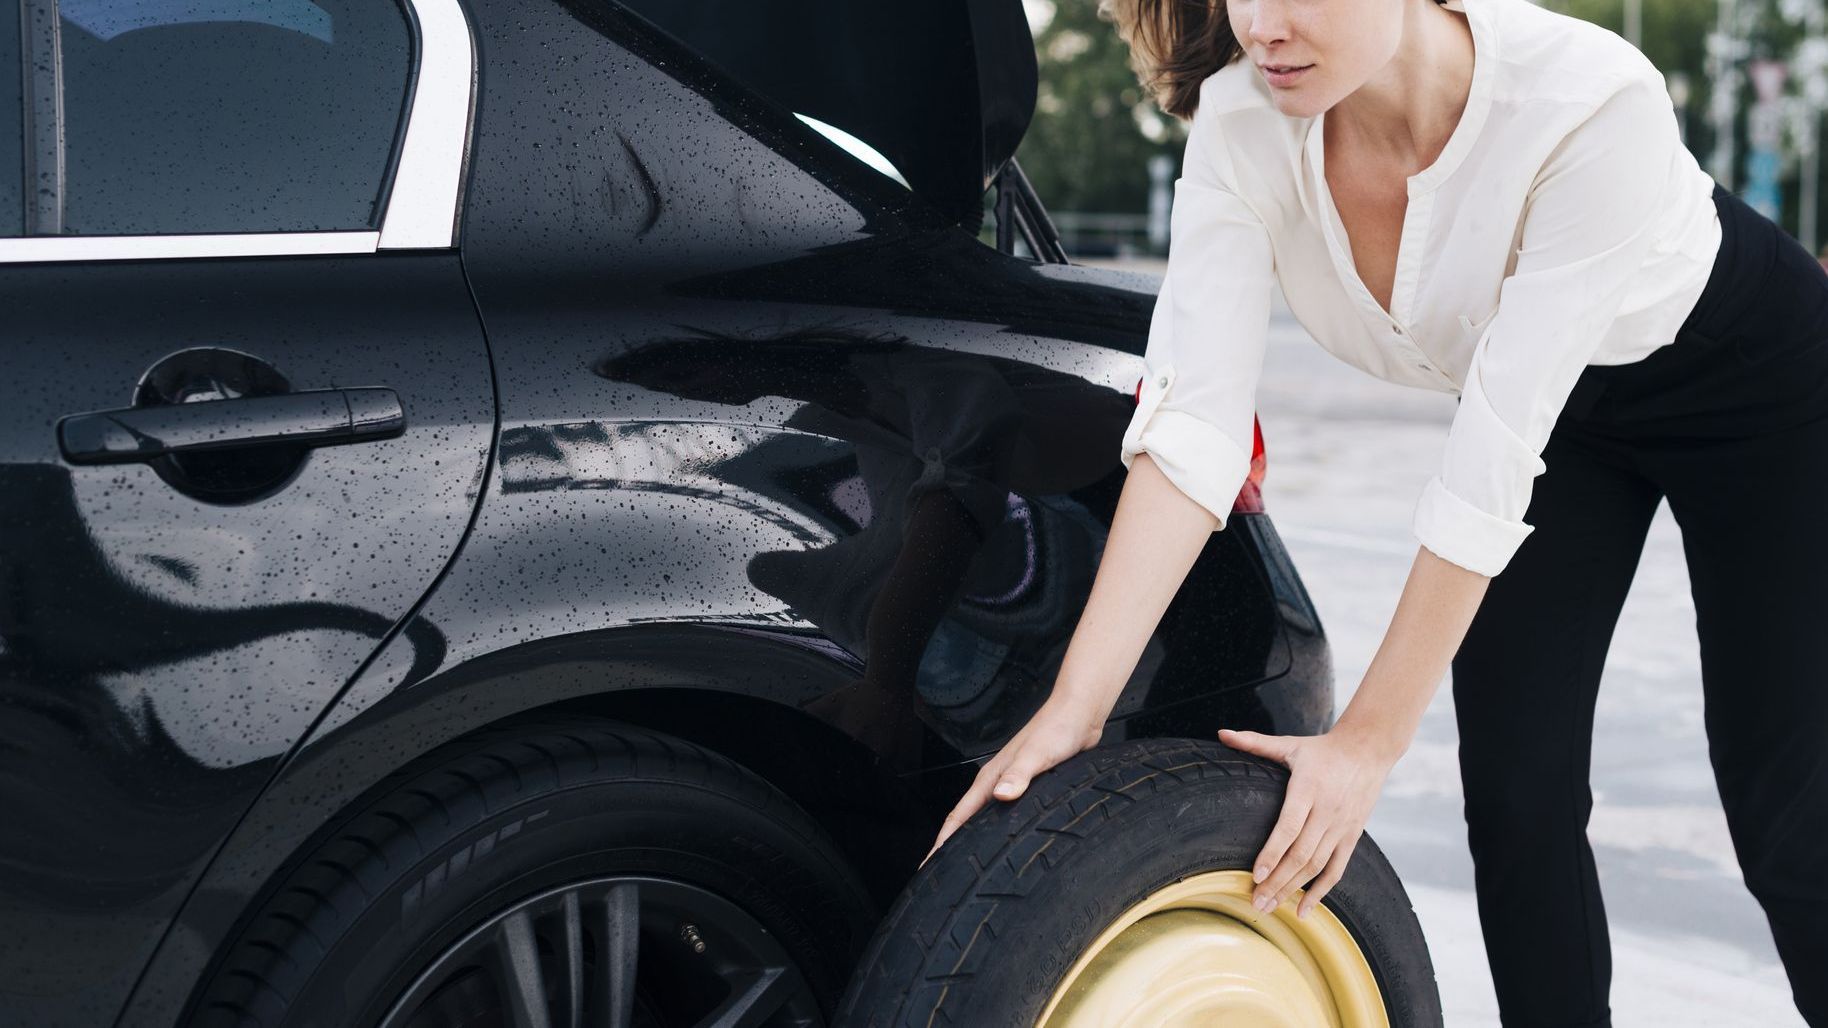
[57,387,405,465]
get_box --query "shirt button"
[1157,375,1169,387]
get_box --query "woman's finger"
[1296,834,1358,919]
[1255,809,1331,911]
[1250,785,1313,892]
[991,748,1051,801]
[924,802,970,862]
[1218,728,1297,767]
[922,701,1105,869]
[923,762,1005,866]
[1275,823,1343,907]
[924,740,1059,867]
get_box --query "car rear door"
[0,1,491,1023]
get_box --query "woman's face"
[1227,0,1405,118]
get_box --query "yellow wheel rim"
[1035,870,1389,1028]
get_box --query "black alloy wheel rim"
[378,875,824,1028]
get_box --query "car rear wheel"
[836,736,1443,1027]
[187,718,878,1028]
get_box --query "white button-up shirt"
[1119,0,1721,577]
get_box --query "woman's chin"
[1270,94,1324,119]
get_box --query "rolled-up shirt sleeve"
[1119,103,1275,532]
[1414,70,1680,576]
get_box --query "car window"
[0,2,20,235]
[36,0,411,236]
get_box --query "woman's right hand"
[921,692,1109,867]
[913,453,1217,867]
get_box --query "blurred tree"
[1013,0,1185,216]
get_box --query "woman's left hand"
[1216,723,1400,919]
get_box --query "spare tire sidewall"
[1019,767,1432,1024]
[842,741,1441,1027]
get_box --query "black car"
[0,1,1440,1025]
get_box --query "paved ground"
[1088,258,1804,1024]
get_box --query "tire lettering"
[402,808,551,920]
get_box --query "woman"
[924,0,1828,1022]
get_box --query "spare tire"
[837,736,1442,1027]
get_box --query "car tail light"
[1130,375,1267,518]
[1235,416,1267,515]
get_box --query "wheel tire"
[187,718,878,1028]
[835,736,1443,1027]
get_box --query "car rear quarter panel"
[121,2,1332,1019]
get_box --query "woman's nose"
[1248,0,1291,45]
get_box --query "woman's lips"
[1263,63,1314,87]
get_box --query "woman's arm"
[1221,543,1491,918]
[1051,449,1221,711]
[1339,544,1491,756]
[923,450,1220,864]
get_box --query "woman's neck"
[1326,1,1474,172]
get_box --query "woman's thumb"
[992,774,1027,800]
[1218,727,1282,758]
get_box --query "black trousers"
[1451,181,1828,1027]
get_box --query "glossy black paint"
[0,257,492,1025]
[0,2,1334,1025]
[618,0,1039,228]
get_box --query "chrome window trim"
[377,0,475,249]
[0,232,381,264]
[0,0,475,264]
